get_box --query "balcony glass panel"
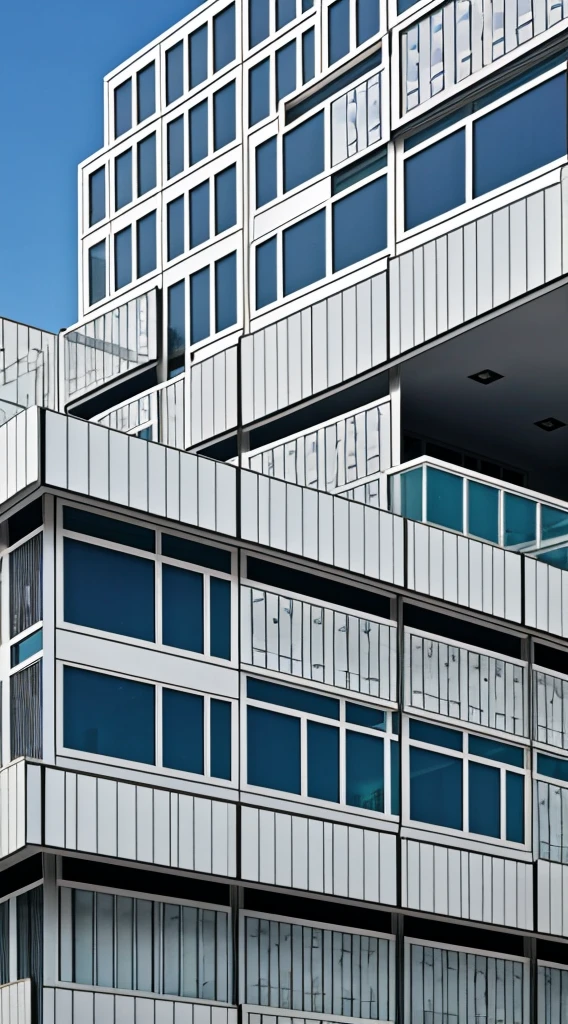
[468,479,499,543]
[537,545,568,569]
[542,504,568,543]
[504,492,536,547]
[426,466,463,532]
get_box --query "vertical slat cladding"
[534,667,568,748]
[190,346,238,445]
[42,991,236,1024]
[0,980,31,1024]
[402,840,533,929]
[0,407,39,506]
[537,962,568,1023]
[525,560,568,638]
[537,861,568,936]
[0,762,27,859]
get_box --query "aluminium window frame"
[322,0,386,72]
[162,67,242,187]
[106,193,162,302]
[244,18,322,134]
[106,49,160,148]
[244,0,318,58]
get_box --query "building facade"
[3,0,568,1020]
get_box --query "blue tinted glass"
[89,241,106,305]
[542,505,568,543]
[64,667,155,763]
[167,281,185,366]
[333,176,387,271]
[506,772,525,843]
[215,165,237,233]
[346,704,386,730]
[115,150,133,210]
[137,63,155,122]
[114,79,132,138]
[283,112,324,192]
[256,138,277,207]
[63,506,155,551]
[427,467,463,532]
[249,0,270,47]
[211,700,232,779]
[162,563,203,653]
[332,149,387,194]
[167,196,185,261]
[474,76,567,197]
[247,706,301,793]
[256,237,278,308]
[398,0,419,11]
[410,747,463,829]
[277,0,296,28]
[468,481,499,543]
[290,49,381,121]
[10,628,42,667]
[137,133,156,196]
[391,739,400,815]
[214,82,236,150]
[162,534,231,573]
[190,266,210,344]
[405,130,466,230]
[398,467,423,520]
[166,42,184,105]
[210,577,231,660]
[249,60,270,126]
[189,181,210,248]
[504,493,536,547]
[283,210,326,295]
[538,752,568,782]
[357,0,380,44]
[302,28,315,83]
[308,722,339,802]
[114,227,132,290]
[167,117,184,179]
[162,689,204,774]
[247,677,340,718]
[136,211,156,278]
[346,731,384,811]
[469,761,500,837]
[538,546,568,569]
[302,0,314,7]
[64,538,155,641]
[276,41,296,103]
[469,734,524,767]
[189,25,208,88]
[89,168,105,227]
[215,252,237,332]
[214,5,235,71]
[189,100,208,165]
[328,0,350,65]
[409,718,463,750]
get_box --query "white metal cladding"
[404,627,528,736]
[43,988,239,1024]
[243,913,395,1020]
[160,377,186,449]
[241,275,387,425]
[240,806,397,905]
[241,584,397,700]
[0,406,40,507]
[43,411,237,536]
[405,939,529,1024]
[0,759,42,859]
[190,345,238,446]
[340,477,381,509]
[537,962,568,1024]
[95,378,185,448]
[42,767,237,877]
[537,860,568,935]
[241,471,405,586]
[401,0,568,115]
[401,839,533,929]
[525,556,568,638]
[0,317,57,419]
[0,981,31,1024]
[389,180,565,356]
[535,778,568,863]
[96,391,155,433]
[406,520,523,622]
[331,69,383,166]
[246,400,391,493]
[534,667,568,750]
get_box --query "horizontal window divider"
[404,707,530,746]
[53,755,239,801]
[240,664,399,706]
[240,791,400,831]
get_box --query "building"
[3,0,568,1019]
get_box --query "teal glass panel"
[10,628,42,667]
[468,480,499,543]
[426,467,463,532]
[537,545,568,569]
[397,467,422,520]
[469,761,500,838]
[391,739,400,815]
[409,718,463,750]
[506,772,524,843]
[538,752,568,782]
[308,722,339,802]
[504,492,536,547]
[410,747,463,829]
[469,734,524,767]
[346,731,384,811]
[542,505,568,543]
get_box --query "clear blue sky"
[0,0,204,334]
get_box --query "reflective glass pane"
[469,734,524,767]
[190,265,210,344]
[96,893,114,987]
[115,149,132,210]
[73,890,94,984]
[308,721,339,802]
[114,79,132,138]
[89,167,105,226]
[211,699,232,779]
[64,537,155,641]
[283,112,324,192]
[214,81,236,150]
[89,241,106,305]
[136,900,153,992]
[162,534,231,573]
[136,211,157,277]
[114,226,132,290]
[64,507,155,551]
[214,4,236,72]
[283,209,326,295]
[302,0,314,8]
[346,731,384,811]
[210,577,231,659]
[249,59,270,125]
[468,480,499,543]
[162,688,204,774]
[166,41,184,105]
[167,280,186,367]
[215,164,237,233]
[538,546,568,569]
[215,251,237,332]
[256,138,277,208]
[504,492,536,547]
[277,0,296,28]
[167,116,185,178]
[542,504,568,543]
[328,0,350,65]
[506,771,524,843]
[247,706,301,792]
[391,739,400,815]
[426,467,463,531]
[398,467,423,520]
[469,761,500,837]
[248,676,340,718]
[249,0,270,46]
[10,628,42,667]
[167,196,185,261]
[357,0,380,44]
[409,718,463,750]
[410,747,463,829]
[64,666,155,763]
[137,62,155,122]
[276,41,296,103]
[162,563,204,653]
[116,896,134,991]
[332,176,387,271]
[538,752,568,782]
[137,133,156,196]
[256,236,277,308]
[346,704,386,730]
[189,24,208,88]
[189,100,208,165]
[189,180,210,248]
[302,27,315,83]
[405,130,466,230]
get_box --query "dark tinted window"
[247,706,301,792]
[114,226,132,290]
[63,506,155,550]
[89,167,105,226]
[162,564,204,653]
[356,0,380,45]
[248,677,340,718]
[136,211,157,278]
[167,117,184,178]
[189,24,208,88]
[256,138,277,207]
[114,79,132,138]
[190,266,210,344]
[308,722,339,801]
[249,0,270,47]
[214,81,236,150]
[211,700,232,778]
[137,62,155,122]
[249,59,270,125]
[189,100,209,164]
[332,176,387,270]
[189,180,210,248]
[215,252,237,332]
[166,41,184,105]
[64,666,155,764]
[283,210,326,295]
[162,534,231,573]
[210,578,231,659]
[410,747,463,829]
[283,112,324,191]
[88,241,106,305]
[167,280,185,372]
[167,196,185,261]
[276,40,296,103]
[302,28,315,83]
[277,0,296,28]
[163,689,204,774]
[64,537,154,641]
[115,149,132,210]
[215,165,237,232]
[328,0,350,65]
[405,129,466,229]
[214,4,236,72]
[256,237,277,308]
[137,133,156,196]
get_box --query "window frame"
[244,18,321,131]
[107,50,158,147]
[106,194,161,299]
[245,0,317,57]
[159,0,240,117]
[322,0,385,71]
[162,149,241,270]
[162,68,241,186]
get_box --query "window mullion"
[301,715,309,796]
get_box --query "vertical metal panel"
[537,962,568,1024]
[534,667,568,749]
[10,661,43,759]
[190,346,238,446]
[331,71,383,166]
[0,760,29,859]
[525,557,568,638]
[535,779,568,864]
[0,407,40,507]
[0,980,31,1024]
[43,989,238,1024]
[537,860,568,936]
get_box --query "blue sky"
[0,0,204,334]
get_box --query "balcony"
[92,374,185,449]
[0,981,31,1024]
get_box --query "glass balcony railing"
[388,457,568,566]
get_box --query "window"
[64,537,155,641]
[256,138,277,207]
[167,196,185,261]
[504,493,536,548]
[404,130,466,230]
[115,149,133,210]
[469,481,499,543]
[302,27,315,83]
[64,667,155,763]
[189,24,208,89]
[427,466,463,532]
[214,4,236,72]
[136,211,157,278]
[283,210,326,295]
[189,181,210,248]
[10,628,43,668]
[249,59,270,125]
[190,266,210,343]
[137,62,155,122]
[163,689,232,778]
[114,79,132,138]
[246,677,398,812]
[256,237,277,308]
[328,0,350,65]
[88,167,105,227]
[167,116,185,179]
[214,81,236,150]
[283,112,324,192]
[332,176,387,271]
[189,100,208,165]
[357,0,380,45]
[215,252,237,332]
[63,506,155,550]
[114,226,132,290]
[408,719,526,843]
[277,0,296,28]
[249,0,270,47]
[167,280,185,374]
[137,133,156,197]
[88,241,106,305]
[166,41,184,105]
[162,564,204,653]
[276,41,296,103]
[215,165,237,233]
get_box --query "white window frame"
[322,0,386,72]
[244,0,318,58]
[107,49,161,148]
[244,19,322,135]
[162,68,242,188]
[109,193,162,301]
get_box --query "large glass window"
[504,492,536,548]
[137,62,155,122]
[256,237,277,308]
[167,196,185,261]
[249,59,270,126]
[276,41,296,103]
[189,24,208,89]
[277,0,296,28]
[190,266,210,343]
[64,537,155,641]
[249,0,270,48]
[167,280,185,374]
[114,79,132,138]
[136,211,157,278]
[88,241,106,305]
[256,138,277,208]
[190,180,210,248]
[64,667,155,763]
[166,41,184,105]
[357,0,379,44]
[426,466,463,532]
[332,176,387,271]
[214,81,236,150]
[328,0,350,65]
[115,149,133,210]
[468,480,499,543]
[137,133,156,197]
[213,4,236,72]
[215,252,237,332]
[89,167,105,227]
[114,226,132,290]
[163,564,204,653]
[163,688,204,773]
[302,27,315,83]
[215,165,237,233]
[167,116,184,179]
[189,99,209,165]
[283,112,324,192]
[405,130,466,230]
[283,210,326,295]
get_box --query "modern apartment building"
[3,0,568,1020]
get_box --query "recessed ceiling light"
[468,369,504,385]
[535,417,566,432]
